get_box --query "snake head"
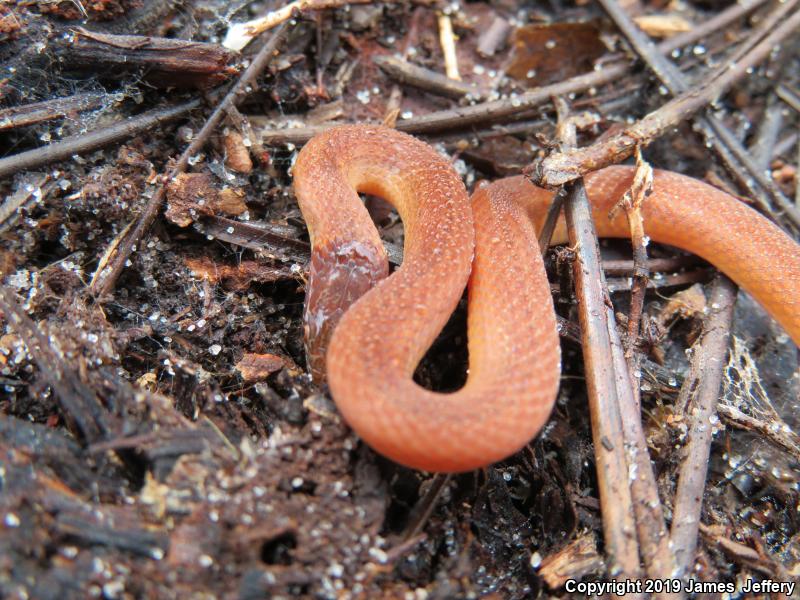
[304,238,388,382]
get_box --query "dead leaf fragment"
[216,188,248,216]
[507,23,606,86]
[657,283,707,327]
[166,173,247,227]
[223,132,253,174]
[633,14,692,38]
[185,256,295,290]
[236,353,285,382]
[538,534,605,589]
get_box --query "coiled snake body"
[293,125,800,473]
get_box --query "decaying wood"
[0,92,109,131]
[60,28,238,88]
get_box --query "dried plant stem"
[0,91,109,132]
[223,0,372,51]
[0,100,200,181]
[374,55,481,100]
[555,98,677,593]
[437,13,460,81]
[671,276,737,578]
[656,0,767,55]
[563,180,643,584]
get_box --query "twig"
[752,96,786,171]
[697,524,776,576]
[402,474,451,541]
[538,191,565,256]
[602,256,700,276]
[563,178,643,583]
[374,55,482,100]
[257,89,638,146]
[0,174,51,234]
[551,99,642,581]
[723,0,800,66]
[223,0,372,51]
[476,15,511,57]
[556,98,677,591]
[597,165,680,595]
[529,7,800,229]
[777,83,800,113]
[716,404,800,461]
[437,12,460,81]
[670,275,737,579]
[60,28,237,88]
[538,98,576,254]
[94,0,185,35]
[656,0,767,55]
[607,148,652,387]
[90,21,291,297]
[556,314,684,394]
[383,6,425,121]
[605,269,711,293]
[606,289,681,596]
[0,92,109,131]
[0,100,200,181]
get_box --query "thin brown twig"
[538,98,575,254]
[607,147,652,391]
[374,55,483,100]
[553,99,643,581]
[556,314,684,394]
[605,269,711,293]
[671,275,737,579]
[777,83,800,113]
[0,99,201,181]
[750,96,786,171]
[724,0,800,66]
[563,178,643,583]
[222,0,373,51]
[555,96,678,590]
[90,21,291,297]
[0,91,109,132]
[656,0,767,55]
[716,404,800,461]
[401,473,451,541]
[257,89,639,147]
[606,296,681,597]
[601,256,700,276]
[597,165,680,596]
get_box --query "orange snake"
[292,124,800,473]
